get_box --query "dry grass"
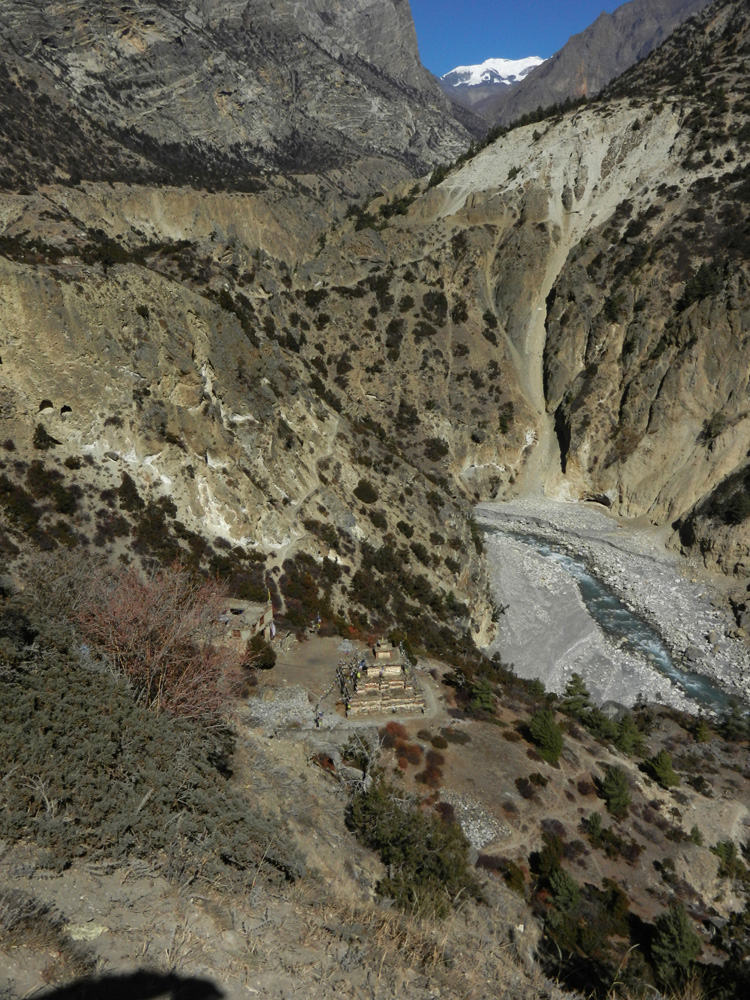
[280,877,558,1000]
[0,887,97,984]
[606,976,706,1000]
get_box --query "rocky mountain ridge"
[477,0,714,123]
[0,0,479,194]
[2,2,750,999]
[439,56,545,114]
[1,0,750,640]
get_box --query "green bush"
[26,461,79,514]
[712,839,749,882]
[353,479,378,504]
[248,633,276,670]
[468,516,484,555]
[450,297,468,324]
[534,832,563,881]
[423,438,450,461]
[303,518,339,551]
[549,867,580,912]
[502,859,526,895]
[368,509,388,530]
[428,164,450,189]
[497,403,514,434]
[409,541,430,565]
[699,411,728,444]
[529,706,563,764]
[469,678,495,715]
[346,779,477,918]
[0,598,303,884]
[0,474,41,536]
[614,713,645,756]
[117,471,145,512]
[722,490,750,525]
[678,260,723,311]
[421,291,448,326]
[583,812,642,863]
[603,292,625,322]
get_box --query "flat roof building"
[218,600,274,644]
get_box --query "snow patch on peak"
[441,56,545,88]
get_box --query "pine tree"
[645,749,680,788]
[651,902,701,988]
[549,867,580,912]
[693,715,711,743]
[614,713,644,756]
[601,765,631,819]
[529,706,563,764]
[561,672,592,720]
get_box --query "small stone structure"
[219,599,274,644]
[340,638,425,716]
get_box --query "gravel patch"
[438,791,511,849]
[246,685,342,731]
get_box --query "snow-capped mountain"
[440,56,545,90]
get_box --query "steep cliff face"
[280,0,750,578]
[0,0,474,185]
[479,0,712,124]
[0,178,498,648]
[540,0,750,571]
[1,0,750,653]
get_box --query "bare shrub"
[541,818,567,841]
[381,721,409,748]
[515,777,536,800]
[416,765,442,789]
[77,561,243,719]
[435,801,456,824]
[441,727,471,745]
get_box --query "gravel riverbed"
[476,498,750,713]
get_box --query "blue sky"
[410,0,623,76]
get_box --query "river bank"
[475,498,750,713]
